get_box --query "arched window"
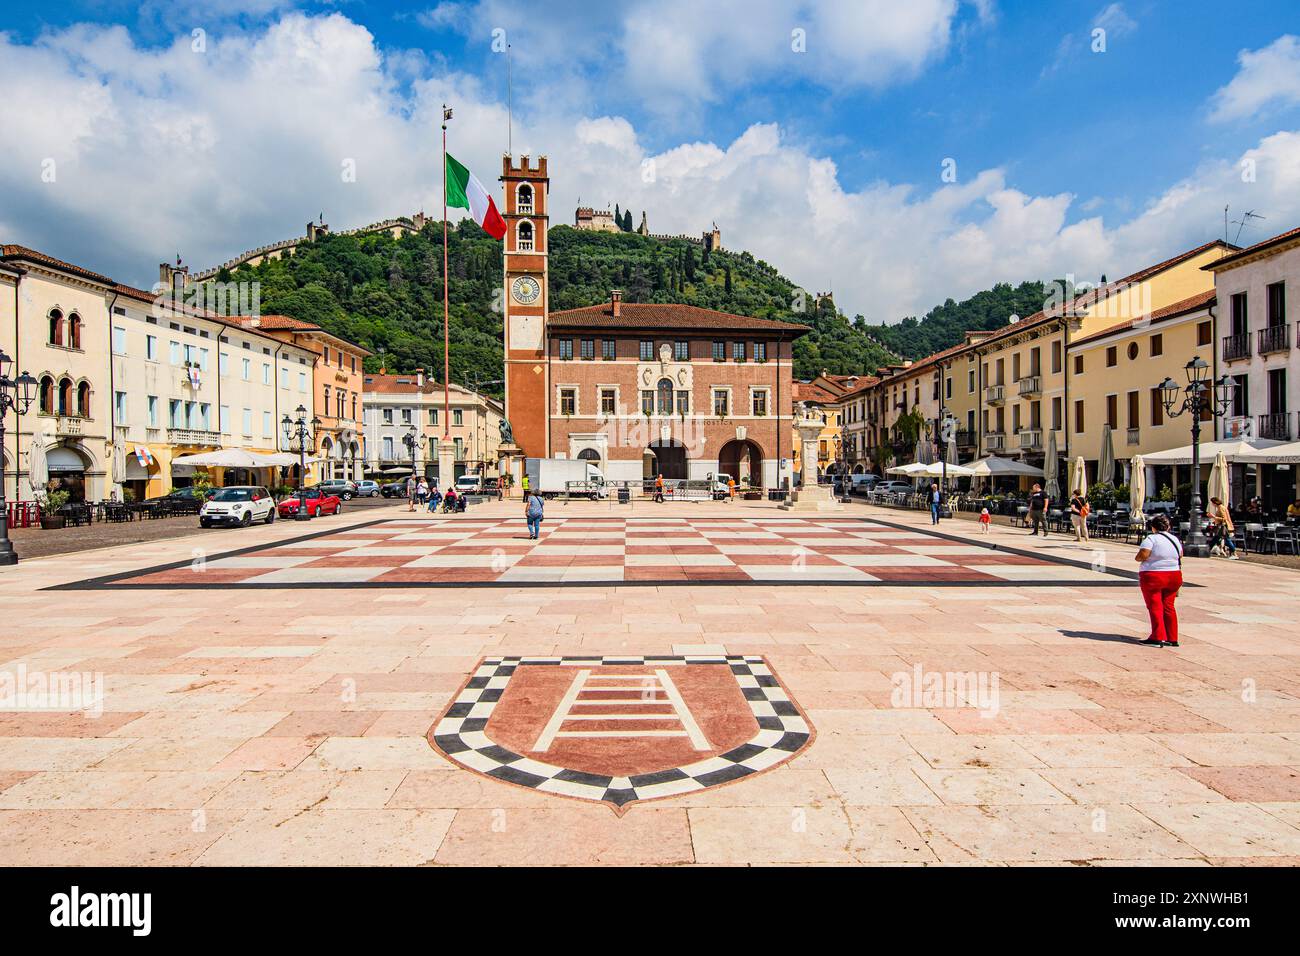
[656,377,674,415]
[38,376,54,414]
[77,381,91,418]
[517,220,534,251]
[577,448,600,462]
[48,310,64,346]
[69,313,82,350]
[517,183,534,213]
[58,378,73,416]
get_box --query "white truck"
[524,458,609,499]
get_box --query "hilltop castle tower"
[501,154,551,457]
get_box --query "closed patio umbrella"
[26,435,47,498]
[1207,450,1230,508]
[1070,456,1088,500]
[1098,425,1115,486]
[1129,454,1147,526]
[1043,431,1060,501]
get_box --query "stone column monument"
[780,405,842,512]
[496,418,525,498]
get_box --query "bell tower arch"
[501,154,550,457]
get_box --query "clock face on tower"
[511,275,542,305]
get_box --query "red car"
[276,487,342,518]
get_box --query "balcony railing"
[1258,324,1290,355]
[954,428,976,448]
[1126,426,1140,446]
[985,385,1006,405]
[53,416,84,437]
[1018,429,1042,451]
[1258,412,1292,441]
[168,428,222,447]
[1017,375,1042,397]
[1222,333,1251,362]
[985,432,1005,452]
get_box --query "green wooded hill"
[863,280,1054,359]
[209,221,903,395]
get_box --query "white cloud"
[1093,3,1137,39]
[1209,35,1300,123]
[0,12,1297,332]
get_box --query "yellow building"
[1066,290,1217,492]
[970,240,1235,481]
[791,373,863,478]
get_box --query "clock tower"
[501,154,550,457]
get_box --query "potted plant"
[40,489,70,529]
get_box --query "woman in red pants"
[1135,514,1184,647]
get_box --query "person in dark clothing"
[1027,483,1050,537]
[929,483,941,525]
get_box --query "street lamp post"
[0,351,37,565]
[281,405,321,522]
[1158,357,1234,558]
[402,425,426,486]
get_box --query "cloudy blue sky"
[2,0,1298,320]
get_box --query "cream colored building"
[363,370,504,483]
[1,246,115,502]
[2,244,318,503]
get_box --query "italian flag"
[446,152,507,239]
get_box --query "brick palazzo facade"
[500,154,808,487]
[546,295,807,486]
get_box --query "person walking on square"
[1208,497,1238,559]
[978,507,991,535]
[727,477,736,501]
[525,489,544,539]
[929,482,941,525]
[1027,482,1049,537]
[1069,488,1089,542]
[416,478,429,508]
[406,474,416,512]
[654,473,664,503]
[1136,514,1183,647]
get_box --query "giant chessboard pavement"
[53,515,1138,589]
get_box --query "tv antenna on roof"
[1231,210,1265,245]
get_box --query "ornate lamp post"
[402,425,426,485]
[281,404,320,522]
[1158,357,1234,558]
[0,352,37,565]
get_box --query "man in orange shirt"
[654,473,664,503]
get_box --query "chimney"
[610,289,623,318]
[415,367,425,388]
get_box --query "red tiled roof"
[793,380,841,404]
[238,314,320,331]
[548,301,810,335]
[836,375,881,401]
[0,244,115,285]
[1068,289,1216,349]
[1204,225,1300,270]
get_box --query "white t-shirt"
[1139,532,1183,572]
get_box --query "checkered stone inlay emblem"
[428,655,814,812]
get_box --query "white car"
[455,475,483,494]
[200,486,277,528]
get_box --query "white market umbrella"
[966,455,1044,477]
[1141,438,1282,466]
[886,462,931,476]
[1069,456,1088,500]
[171,448,282,468]
[1228,441,1300,465]
[1129,454,1147,525]
[1043,431,1060,501]
[1098,424,1115,486]
[1206,451,1230,509]
[920,461,976,479]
